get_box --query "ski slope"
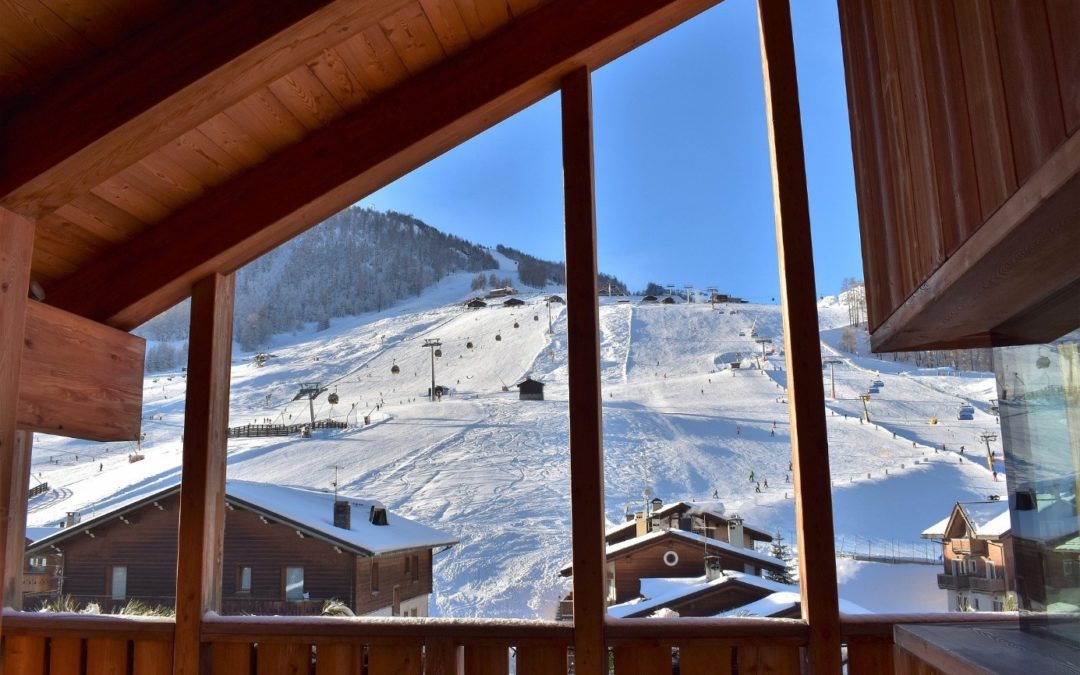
[28,261,1005,618]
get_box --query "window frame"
[283,566,304,602]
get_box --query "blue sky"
[366,0,862,300]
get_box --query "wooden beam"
[44,0,722,329]
[173,273,235,675]
[869,127,1080,352]
[0,0,417,220]
[756,1,841,673]
[17,302,145,441]
[3,431,32,612]
[0,207,34,640]
[561,67,607,675]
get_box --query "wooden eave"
[1,0,722,331]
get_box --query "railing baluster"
[678,640,734,675]
[5,635,46,674]
[737,645,801,674]
[424,636,459,675]
[369,641,422,675]
[256,643,311,675]
[86,637,129,675]
[134,639,174,675]
[846,637,894,675]
[314,642,359,675]
[516,645,568,675]
[613,643,672,675]
[463,645,508,675]
[212,642,254,675]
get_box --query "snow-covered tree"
[765,532,797,584]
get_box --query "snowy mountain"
[29,255,1005,618]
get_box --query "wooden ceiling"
[1,0,721,330]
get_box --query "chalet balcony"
[969,577,1007,593]
[937,573,971,590]
[0,610,1016,674]
[950,539,971,554]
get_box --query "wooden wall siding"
[351,550,433,615]
[839,0,1076,341]
[17,301,145,441]
[609,537,771,603]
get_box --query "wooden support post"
[174,273,235,675]
[3,431,32,610]
[561,67,608,675]
[756,1,842,672]
[0,208,34,639]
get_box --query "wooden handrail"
[201,614,574,645]
[840,612,1017,638]
[1,610,174,640]
[606,617,808,644]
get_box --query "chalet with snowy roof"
[558,499,783,619]
[465,298,487,309]
[661,296,677,305]
[608,571,793,619]
[922,500,1014,613]
[516,377,545,401]
[25,480,457,617]
[502,297,525,307]
[640,295,659,304]
[484,287,518,299]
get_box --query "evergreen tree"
[765,531,797,584]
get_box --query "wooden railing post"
[756,1,842,672]
[561,66,608,675]
[174,273,235,675]
[0,208,34,640]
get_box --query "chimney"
[65,511,80,528]
[705,555,724,582]
[727,514,745,549]
[369,504,388,526]
[634,511,648,537]
[333,500,351,529]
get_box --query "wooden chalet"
[605,500,773,549]
[0,0,1072,672]
[921,501,1014,613]
[640,294,660,304]
[516,377,545,401]
[608,572,795,619]
[466,298,488,309]
[502,297,525,307]
[547,295,566,304]
[24,480,456,617]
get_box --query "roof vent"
[369,505,388,526]
[333,500,351,529]
[65,511,80,528]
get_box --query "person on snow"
[749,470,755,482]
[755,482,761,493]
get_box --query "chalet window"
[993,600,1004,612]
[238,566,252,593]
[967,558,978,574]
[404,556,410,576]
[110,566,127,600]
[986,561,996,580]
[29,556,47,568]
[284,567,304,601]
[371,561,379,593]
[411,554,419,582]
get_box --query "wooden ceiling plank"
[135,155,209,207]
[158,130,245,189]
[229,88,310,155]
[37,0,128,49]
[1046,0,1080,135]
[307,47,372,111]
[45,0,723,328]
[30,248,77,286]
[507,0,543,19]
[54,201,138,245]
[196,113,272,169]
[267,65,347,132]
[90,175,171,225]
[474,0,514,33]
[338,25,412,96]
[452,0,494,40]
[0,0,94,78]
[380,3,447,76]
[0,0,417,219]
[35,213,112,255]
[419,0,473,55]
[0,42,34,98]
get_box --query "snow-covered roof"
[921,515,951,539]
[27,479,457,557]
[226,480,458,556]
[605,501,771,542]
[717,591,870,618]
[607,571,794,618]
[609,529,785,567]
[25,526,62,543]
[959,501,1011,538]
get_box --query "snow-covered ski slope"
[29,259,1005,618]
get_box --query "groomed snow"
[26,258,1005,618]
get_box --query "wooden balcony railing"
[969,577,1006,593]
[936,573,970,590]
[1,609,1018,674]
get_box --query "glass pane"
[240,567,252,592]
[995,329,1080,643]
[111,566,127,600]
[285,567,304,601]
